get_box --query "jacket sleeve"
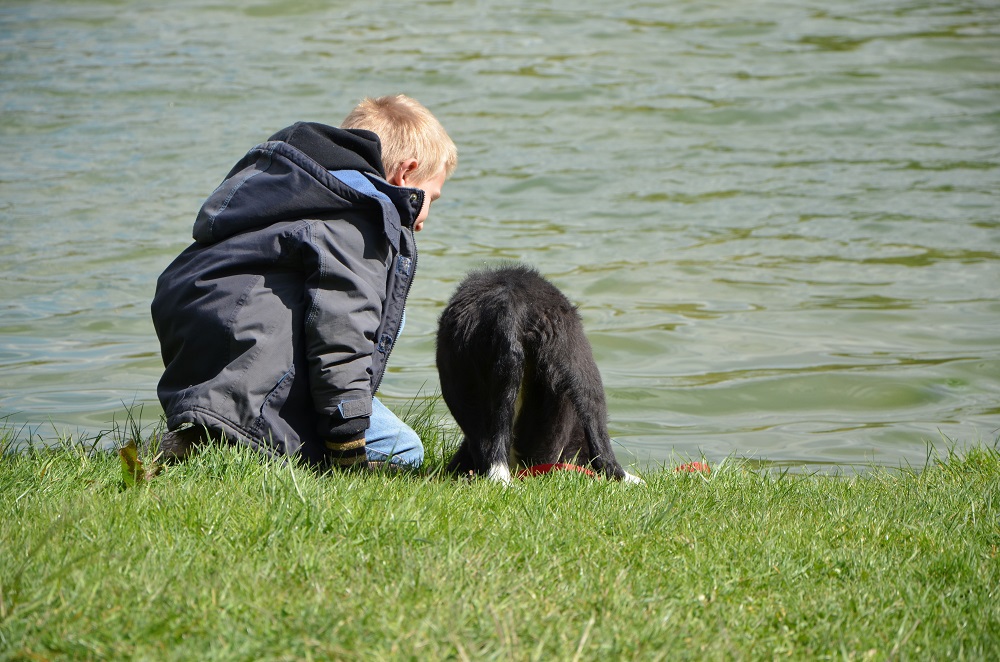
[300,214,391,445]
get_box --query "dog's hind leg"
[476,327,523,484]
[534,317,642,483]
[445,354,521,483]
[438,303,523,484]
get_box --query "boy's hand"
[325,435,367,470]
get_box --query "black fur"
[436,264,635,482]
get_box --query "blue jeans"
[365,397,423,468]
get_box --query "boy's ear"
[388,159,419,187]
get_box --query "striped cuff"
[325,436,367,469]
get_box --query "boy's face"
[392,161,447,232]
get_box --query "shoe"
[157,427,205,462]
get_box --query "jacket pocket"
[249,365,295,443]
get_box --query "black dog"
[436,264,642,484]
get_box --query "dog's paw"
[487,462,513,485]
[622,471,645,485]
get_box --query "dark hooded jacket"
[151,122,424,463]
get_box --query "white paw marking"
[622,471,645,485]
[487,462,513,485]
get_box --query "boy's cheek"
[414,203,431,230]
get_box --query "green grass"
[1,410,998,661]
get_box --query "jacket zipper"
[372,231,417,396]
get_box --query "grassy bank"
[1,416,997,660]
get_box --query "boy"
[151,95,457,470]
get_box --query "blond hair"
[341,95,458,183]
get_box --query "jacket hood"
[262,122,385,178]
[192,123,421,245]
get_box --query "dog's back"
[436,264,638,483]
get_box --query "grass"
[1,408,998,661]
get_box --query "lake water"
[2,0,998,471]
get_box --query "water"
[2,0,998,471]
